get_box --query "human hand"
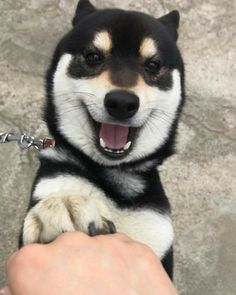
[2,232,177,295]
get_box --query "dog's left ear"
[72,0,97,26]
[158,10,180,41]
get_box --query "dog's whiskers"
[54,91,97,99]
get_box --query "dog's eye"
[85,52,104,65]
[145,59,162,74]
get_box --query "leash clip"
[0,132,55,151]
[0,132,9,143]
[18,134,35,150]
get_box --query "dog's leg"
[161,247,173,280]
[22,175,116,245]
[22,174,173,271]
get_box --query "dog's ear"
[158,10,180,41]
[72,0,96,26]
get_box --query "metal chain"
[0,132,55,150]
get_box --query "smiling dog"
[21,0,185,279]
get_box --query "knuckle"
[107,233,130,247]
[18,243,42,258]
[56,231,88,243]
[112,232,131,241]
[94,233,129,253]
[6,253,17,271]
[6,244,41,270]
[115,232,128,238]
[133,242,155,257]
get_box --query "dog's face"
[46,0,184,166]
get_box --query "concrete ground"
[0,0,235,293]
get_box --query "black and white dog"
[21,0,185,279]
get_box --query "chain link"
[0,132,55,150]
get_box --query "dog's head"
[45,0,184,166]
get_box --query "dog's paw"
[23,195,116,244]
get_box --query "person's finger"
[6,250,18,271]
[0,286,12,295]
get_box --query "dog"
[20,0,185,279]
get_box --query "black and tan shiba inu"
[20,0,185,279]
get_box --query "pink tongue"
[99,123,129,149]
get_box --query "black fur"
[162,247,174,280]
[20,0,185,280]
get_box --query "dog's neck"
[40,140,167,206]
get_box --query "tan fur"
[81,68,156,101]
[130,75,156,102]
[93,31,112,53]
[139,37,158,58]
[92,70,114,90]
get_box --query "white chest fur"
[104,169,146,197]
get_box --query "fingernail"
[0,287,11,295]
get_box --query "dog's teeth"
[100,138,131,153]
[100,138,106,149]
[104,147,125,154]
[124,141,132,150]
[105,147,112,153]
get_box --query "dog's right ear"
[72,0,96,26]
[158,10,180,41]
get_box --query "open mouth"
[97,123,137,158]
[84,106,138,159]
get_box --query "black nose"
[104,90,139,120]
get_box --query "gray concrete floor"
[0,0,236,294]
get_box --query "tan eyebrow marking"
[139,37,158,58]
[93,31,112,53]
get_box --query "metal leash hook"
[18,134,34,149]
[0,132,8,144]
[0,132,55,150]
